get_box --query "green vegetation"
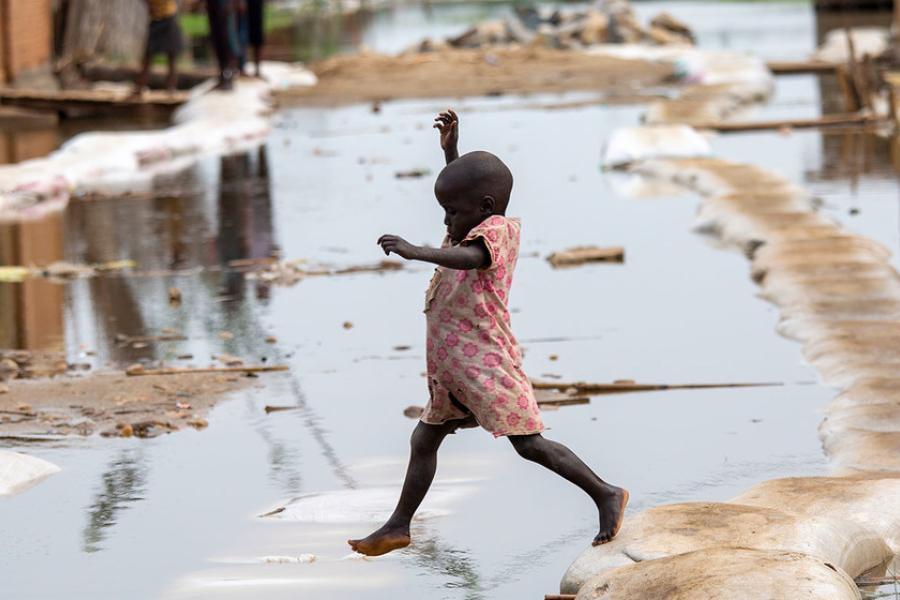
[179,5,295,39]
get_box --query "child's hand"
[378,234,418,260]
[433,109,459,155]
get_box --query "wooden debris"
[531,380,783,395]
[544,595,575,600]
[0,86,189,115]
[547,246,625,268]
[264,405,299,414]
[766,61,837,75]
[695,113,879,133]
[394,168,431,179]
[125,365,288,377]
[168,287,182,305]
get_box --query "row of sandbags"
[561,151,900,598]
[561,475,900,598]
[410,1,694,53]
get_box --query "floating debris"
[547,246,624,268]
[246,259,403,286]
[394,168,431,179]
[0,260,136,282]
[403,405,424,419]
[125,365,288,377]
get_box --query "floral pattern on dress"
[421,216,544,437]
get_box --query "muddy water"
[1,3,896,599]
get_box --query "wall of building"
[0,0,53,84]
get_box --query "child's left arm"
[378,234,488,270]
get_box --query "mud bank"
[0,370,256,439]
[275,47,670,106]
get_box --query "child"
[348,110,628,557]
[133,0,184,95]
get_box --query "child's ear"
[481,195,495,214]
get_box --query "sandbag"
[602,126,711,168]
[573,547,860,600]
[828,378,900,410]
[559,502,890,593]
[732,476,900,553]
[823,430,900,475]
[0,451,61,496]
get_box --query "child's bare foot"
[592,486,629,545]
[348,523,411,556]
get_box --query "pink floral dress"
[421,215,544,437]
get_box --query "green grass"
[178,5,295,38]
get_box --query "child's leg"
[508,434,628,545]
[348,419,463,556]
[165,52,178,93]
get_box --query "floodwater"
[1,2,898,599]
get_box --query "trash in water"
[394,168,431,179]
[547,246,625,268]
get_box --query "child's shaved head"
[434,151,513,214]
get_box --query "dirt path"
[276,47,671,106]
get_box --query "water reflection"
[410,534,484,599]
[0,147,280,367]
[82,449,148,553]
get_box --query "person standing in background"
[132,0,184,95]
[205,0,241,90]
[246,0,265,78]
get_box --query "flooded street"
[2,2,898,599]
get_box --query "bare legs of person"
[508,434,628,545]
[348,423,627,556]
[165,52,178,94]
[252,45,263,79]
[130,52,151,98]
[348,418,472,556]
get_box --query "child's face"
[437,193,491,244]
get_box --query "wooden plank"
[531,380,784,395]
[0,87,190,114]
[767,60,838,75]
[694,112,879,133]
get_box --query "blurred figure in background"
[246,0,265,78]
[205,0,241,90]
[132,0,184,95]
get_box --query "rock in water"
[0,451,61,496]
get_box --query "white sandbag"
[827,378,900,410]
[603,126,711,167]
[820,404,900,439]
[0,451,61,496]
[559,502,890,593]
[732,476,900,553]
[573,547,860,600]
[823,430,900,475]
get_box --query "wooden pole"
[126,365,289,376]
[694,113,879,133]
[531,381,784,395]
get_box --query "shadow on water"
[82,449,148,553]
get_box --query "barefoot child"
[348,110,628,557]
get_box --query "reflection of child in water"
[348,110,628,557]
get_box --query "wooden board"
[0,87,190,115]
